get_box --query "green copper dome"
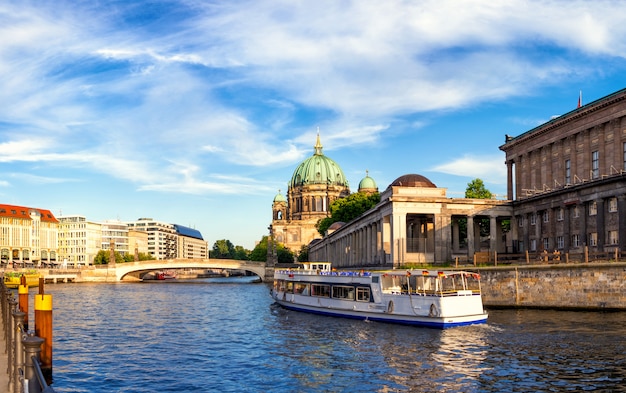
[290,134,349,188]
[273,190,287,203]
[358,171,377,191]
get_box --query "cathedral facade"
[271,134,351,252]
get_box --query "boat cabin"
[300,262,332,272]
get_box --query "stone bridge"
[109,258,270,282]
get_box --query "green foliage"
[249,235,294,263]
[465,178,492,199]
[297,245,308,262]
[316,217,336,236]
[211,239,235,259]
[316,192,380,236]
[93,249,125,265]
[233,245,250,260]
[122,252,153,262]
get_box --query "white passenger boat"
[272,262,487,329]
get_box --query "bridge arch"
[113,259,268,282]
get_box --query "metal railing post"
[7,295,17,384]
[23,335,45,393]
[12,310,25,393]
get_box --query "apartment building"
[0,204,58,266]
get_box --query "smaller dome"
[389,174,436,188]
[358,171,377,191]
[328,221,346,230]
[273,190,286,203]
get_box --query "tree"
[464,178,510,238]
[316,192,380,235]
[233,245,249,260]
[122,252,153,262]
[211,239,235,259]
[465,178,492,199]
[93,249,124,265]
[297,245,308,262]
[249,235,294,263]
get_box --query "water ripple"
[36,282,626,392]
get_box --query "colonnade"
[309,210,510,268]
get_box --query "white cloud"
[1,0,626,198]
[430,155,506,184]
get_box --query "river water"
[34,278,626,392]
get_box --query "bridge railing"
[1,280,57,393]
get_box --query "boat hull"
[274,299,488,329]
[274,298,487,329]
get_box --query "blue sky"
[2,1,626,249]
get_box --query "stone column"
[489,216,497,252]
[619,195,626,251]
[596,198,605,249]
[467,216,475,257]
[452,218,460,253]
[564,206,571,251]
[507,160,514,200]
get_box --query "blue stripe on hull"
[276,302,487,329]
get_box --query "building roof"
[0,204,58,223]
[389,174,436,188]
[500,86,626,151]
[289,133,349,189]
[173,224,204,240]
[273,190,287,203]
[358,171,378,191]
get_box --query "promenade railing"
[458,246,624,267]
[1,278,56,393]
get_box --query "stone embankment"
[477,262,626,310]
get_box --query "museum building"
[500,87,626,255]
[277,87,626,268]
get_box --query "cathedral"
[271,133,377,252]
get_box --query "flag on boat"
[422,270,429,276]
[438,271,446,278]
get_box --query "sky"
[2,1,626,250]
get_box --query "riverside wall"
[477,262,626,310]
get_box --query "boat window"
[372,276,379,283]
[332,285,355,300]
[311,284,330,297]
[356,287,370,302]
[294,283,310,295]
[275,280,285,292]
[286,282,294,294]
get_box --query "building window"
[591,150,599,179]
[574,206,580,218]
[609,198,618,212]
[556,208,564,221]
[589,232,598,246]
[542,211,549,223]
[572,234,580,247]
[530,239,537,251]
[518,217,524,227]
[557,236,564,249]
[542,238,549,250]
[589,201,597,216]
[530,213,536,225]
[518,240,524,251]
[609,231,618,245]
[565,159,571,185]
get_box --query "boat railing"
[276,269,372,277]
